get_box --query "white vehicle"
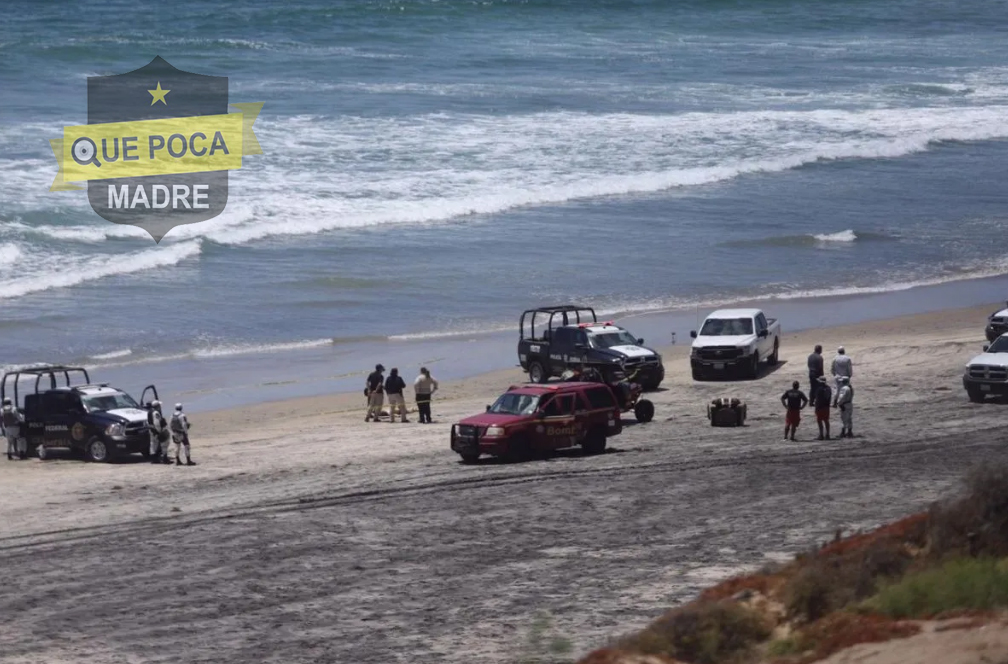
[963,333,1008,402]
[689,308,781,380]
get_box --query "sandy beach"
[1,302,1006,663]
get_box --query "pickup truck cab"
[963,334,1008,402]
[689,308,781,380]
[985,302,1008,342]
[518,305,665,389]
[2,365,157,462]
[450,382,623,464]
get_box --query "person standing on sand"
[830,346,853,406]
[169,403,196,466]
[365,364,385,422]
[413,367,438,424]
[385,368,409,423]
[781,380,808,442]
[835,376,854,438]
[813,375,832,440]
[3,397,26,460]
[808,344,824,404]
[147,400,171,464]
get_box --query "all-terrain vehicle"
[561,363,655,423]
[517,305,665,390]
[450,381,623,464]
[1,365,160,462]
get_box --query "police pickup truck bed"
[2,366,156,462]
[517,305,665,390]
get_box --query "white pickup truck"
[689,308,781,380]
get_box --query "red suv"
[450,382,623,463]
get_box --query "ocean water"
[2,0,1008,408]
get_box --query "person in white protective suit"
[2,397,26,460]
[834,376,854,438]
[147,400,171,464]
[830,346,853,407]
[169,403,195,466]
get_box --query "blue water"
[2,0,1008,408]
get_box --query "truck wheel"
[36,444,48,460]
[528,362,547,384]
[84,437,111,463]
[746,354,760,380]
[581,428,607,455]
[767,339,779,366]
[634,399,654,423]
[967,388,985,403]
[691,366,704,381]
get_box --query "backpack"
[171,412,185,433]
[2,408,17,428]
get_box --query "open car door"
[140,385,160,408]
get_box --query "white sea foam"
[0,240,201,299]
[89,348,132,360]
[0,243,22,266]
[813,230,858,242]
[190,338,334,358]
[0,100,1007,298]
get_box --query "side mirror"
[485,405,491,412]
[689,330,697,339]
[537,410,546,419]
[758,329,768,338]
[636,337,644,345]
[984,344,990,352]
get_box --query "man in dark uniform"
[780,380,808,442]
[807,344,824,404]
[813,375,832,440]
[364,364,385,422]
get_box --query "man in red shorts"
[813,375,833,440]
[780,380,808,442]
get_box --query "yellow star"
[148,81,170,106]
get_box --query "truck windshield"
[82,392,140,412]
[699,318,753,336]
[988,337,1008,353]
[590,330,639,348]
[488,392,540,415]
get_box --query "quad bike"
[562,364,655,423]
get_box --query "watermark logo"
[50,56,263,242]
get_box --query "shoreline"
[190,299,998,435]
[23,272,1005,415]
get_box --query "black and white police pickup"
[985,302,1008,342]
[1,365,158,462]
[963,334,1008,402]
[518,305,665,390]
[689,308,781,380]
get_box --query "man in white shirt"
[413,367,439,424]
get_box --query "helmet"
[837,346,845,353]
[175,403,183,411]
[151,400,161,408]
[2,397,10,406]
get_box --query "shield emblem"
[86,57,229,242]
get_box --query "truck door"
[550,328,574,374]
[755,313,769,354]
[540,393,578,450]
[140,385,159,408]
[40,392,75,448]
